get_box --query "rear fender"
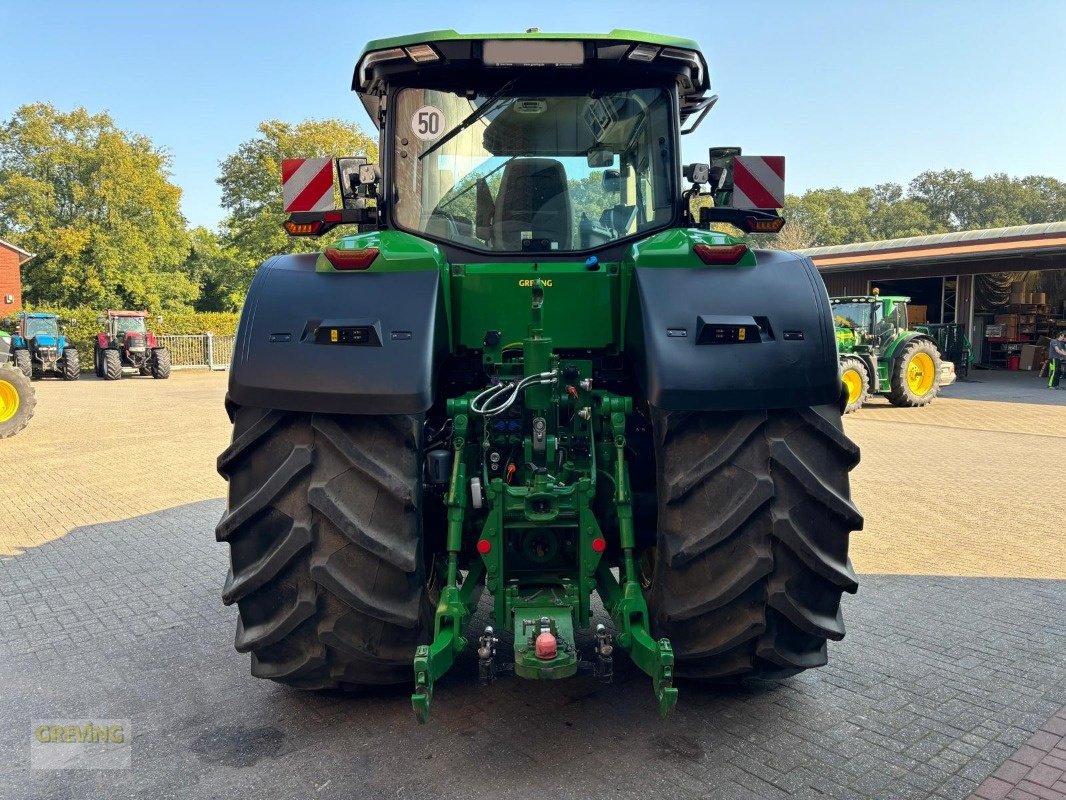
[227,254,447,414]
[625,248,839,411]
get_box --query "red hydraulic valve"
[535,631,557,660]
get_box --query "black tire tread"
[647,404,861,681]
[62,348,80,381]
[151,347,171,379]
[14,350,31,379]
[103,349,122,380]
[216,405,432,689]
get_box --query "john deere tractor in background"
[94,310,171,380]
[7,312,80,381]
[216,29,863,722]
[0,332,35,437]
[833,291,956,413]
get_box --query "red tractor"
[94,310,170,380]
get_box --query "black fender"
[227,254,447,414]
[625,250,839,411]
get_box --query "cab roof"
[360,29,701,55]
[354,29,711,129]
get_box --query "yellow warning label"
[330,329,338,342]
[738,328,746,341]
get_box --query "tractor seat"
[491,158,572,250]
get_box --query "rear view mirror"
[586,148,613,168]
[336,156,369,207]
[708,147,742,195]
[97,316,106,325]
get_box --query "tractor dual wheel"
[0,366,35,438]
[839,357,870,414]
[216,406,434,689]
[61,348,80,381]
[888,339,941,407]
[14,350,32,379]
[150,348,171,379]
[644,404,862,680]
[94,348,105,378]
[103,349,123,380]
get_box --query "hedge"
[9,307,240,369]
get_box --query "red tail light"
[693,243,749,265]
[324,247,379,271]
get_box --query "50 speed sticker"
[411,106,445,141]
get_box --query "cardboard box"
[1019,344,1042,370]
[995,314,1019,324]
[907,304,928,325]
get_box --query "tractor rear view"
[216,29,863,721]
[94,311,170,380]
[833,292,956,413]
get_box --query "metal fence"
[156,334,235,370]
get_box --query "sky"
[3,0,1066,230]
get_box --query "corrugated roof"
[0,238,34,264]
[796,220,1066,258]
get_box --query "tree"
[217,119,378,275]
[0,103,195,310]
[183,226,245,312]
[908,169,1066,230]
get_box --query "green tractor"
[833,292,956,413]
[217,29,863,722]
[0,333,35,437]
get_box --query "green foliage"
[6,306,239,367]
[184,226,245,312]
[785,169,1066,248]
[0,104,195,310]
[216,119,378,289]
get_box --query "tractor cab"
[283,31,783,255]
[355,31,708,257]
[832,294,910,350]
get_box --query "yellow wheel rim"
[841,369,863,405]
[0,378,19,424]
[906,352,936,395]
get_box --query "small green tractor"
[6,312,80,381]
[0,333,35,437]
[217,29,863,722]
[833,292,956,413]
[94,310,171,380]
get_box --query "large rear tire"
[888,339,941,407]
[644,404,862,680]
[216,405,434,689]
[103,349,122,381]
[0,365,35,438]
[94,347,105,378]
[839,356,870,414]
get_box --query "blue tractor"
[7,312,80,381]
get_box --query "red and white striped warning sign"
[732,156,785,209]
[282,158,335,212]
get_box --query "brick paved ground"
[1,370,1063,799]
